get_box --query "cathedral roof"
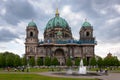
[45,9,70,30]
[28,21,37,27]
[82,20,91,27]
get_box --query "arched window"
[86,32,90,37]
[30,32,33,37]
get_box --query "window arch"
[30,32,33,37]
[86,31,90,37]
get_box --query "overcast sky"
[0,0,120,58]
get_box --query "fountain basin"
[78,66,87,74]
[66,69,72,74]
[53,71,105,76]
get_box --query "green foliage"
[90,57,97,66]
[44,56,51,66]
[75,58,80,66]
[66,58,72,66]
[0,53,5,67]
[37,57,43,66]
[113,57,120,66]
[29,56,35,66]
[6,53,15,67]
[97,57,103,68]
[83,58,87,66]
[51,57,59,66]
[104,56,120,67]
[14,54,21,67]
[21,56,27,66]
[0,52,22,67]
[0,52,23,67]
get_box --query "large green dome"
[45,9,69,30]
[28,21,37,27]
[46,16,69,30]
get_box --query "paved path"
[38,72,120,80]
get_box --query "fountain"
[52,58,105,77]
[78,59,87,74]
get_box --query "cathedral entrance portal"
[54,49,65,65]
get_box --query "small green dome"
[45,16,69,30]
[28,21,37,27]
[82,21,91,27]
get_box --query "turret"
[80,19,94,41]
[25,21,39,55]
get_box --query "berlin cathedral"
[25,9,97,65]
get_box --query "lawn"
[0,73,98,80]
[30,68,52,72]
[0,68,52,72]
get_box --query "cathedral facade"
[25,9,97,65]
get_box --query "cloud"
[96,17,120,43]
[0,28,19,42]
[0,0,36,25]
[114,4,120,13]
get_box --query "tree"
[66,58,72,66]
[83,58,87,66]
[90,57,97,67]
[37,57,43,66]
[104,56,113,67]
[21,56,27,66]
[0,53,4,67]
[113,57,120,67]
[103,56,120,67]
[97,57,103,68]
[75,58,80,66]
[44,56,51,66]
[6,53,15,67]
[51,57,59,66]
[0,52,28,67]
[29,56,35,66]
[14,55,21,67]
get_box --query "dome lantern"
[28,20,37,27]
[55,8,59,16]
[82,19,91,28]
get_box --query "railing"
[39,39,97,44]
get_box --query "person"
[21,66,25,72]
[7,67,10,71]
[14,68,17,72]
[105,68,108,74]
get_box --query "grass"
[0,67,61,72]
[0,73,98,80]
[0,68,53,72]
[30,68,52,72]
[1,67,120,73]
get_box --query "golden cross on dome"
[55,8,59,16]
[55,0,59,16]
